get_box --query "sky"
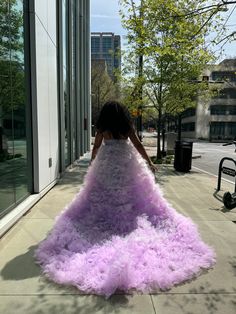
[91,0,123,34]
[90,0,236,62]
[90,0,128,50]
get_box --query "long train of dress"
[34,139,216,297]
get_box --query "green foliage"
[0,0,24,59]
[150,154,174,164]
[119,0,222,116]
[0,0,25,120]
[119,0,229,156]
[91,61,120,123]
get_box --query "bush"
[150,154,174,165]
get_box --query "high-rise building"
[91,32,121,80]
[0,0,91,236]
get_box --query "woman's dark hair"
[96,101,133,139]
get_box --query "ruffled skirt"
[34,139,215,297]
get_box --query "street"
[142,133,236,184]
[192,142,236,184]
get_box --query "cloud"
[91,14,120,19]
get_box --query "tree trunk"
[157,110,162,159]
[162,128,165,153]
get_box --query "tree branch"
[216,30,236,44]
[173,1,236,18]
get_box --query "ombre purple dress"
[34,139,215,297]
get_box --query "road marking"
[192,166,234,185]
[194,149,235,154]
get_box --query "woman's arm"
[128,128,157,172]
[91,131,103,162]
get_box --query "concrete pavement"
[0,150,236,314]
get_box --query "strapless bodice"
[103,138,129,145]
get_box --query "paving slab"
[0,219,235,296]
[169,220,236,294]
[151,294,236,314]
[0,295,155,314]
[0,155,236,313]
[22,193,76,220]
[157,165,236,222]
[0,219,54,250]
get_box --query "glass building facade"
[91,32,121,80]
[59,0,90,170]
[0,0,32,218]
[0,0,91,235]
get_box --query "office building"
[91,32,121,80]
[167,59,236,141]
[0,0,91,236]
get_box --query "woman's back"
[102,130,128,140]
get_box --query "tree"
[0,0,25,158]
[119,0,226,158]
[91,60,120,128]
[0,0,25,114]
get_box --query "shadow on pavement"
[0,294,132,314]
[1,245,40,280]
[159,283,236,314]
[155,165,201,186]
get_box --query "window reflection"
[62,0,69,166]
[0,0,30,216]
[71,1,76,160]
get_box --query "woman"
[91,101,157,172]
[34,101,215,298]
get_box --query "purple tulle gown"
[34,139,216,297]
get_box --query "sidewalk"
[0,149,236,314]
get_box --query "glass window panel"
[0,0,30,216]
[71,1,76,161]
[210,105,226,115]
[210,122,225,136]
[228,123,236,136]
[63,65,69,166]
[229,106,236,115]
[212,71,236,82]
[62,1,70,166]
[182,122,195,132]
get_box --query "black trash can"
[174,140,193,172]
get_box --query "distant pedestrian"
[34,100,216,298]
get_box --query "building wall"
[180,109,197,139]
[57,0,90,170]
[0,0,91,236]
[181,59,236,140]
[32,0,91,188]
[91,32,121,80]
[31,0,59,192]
[195,100,210,139]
